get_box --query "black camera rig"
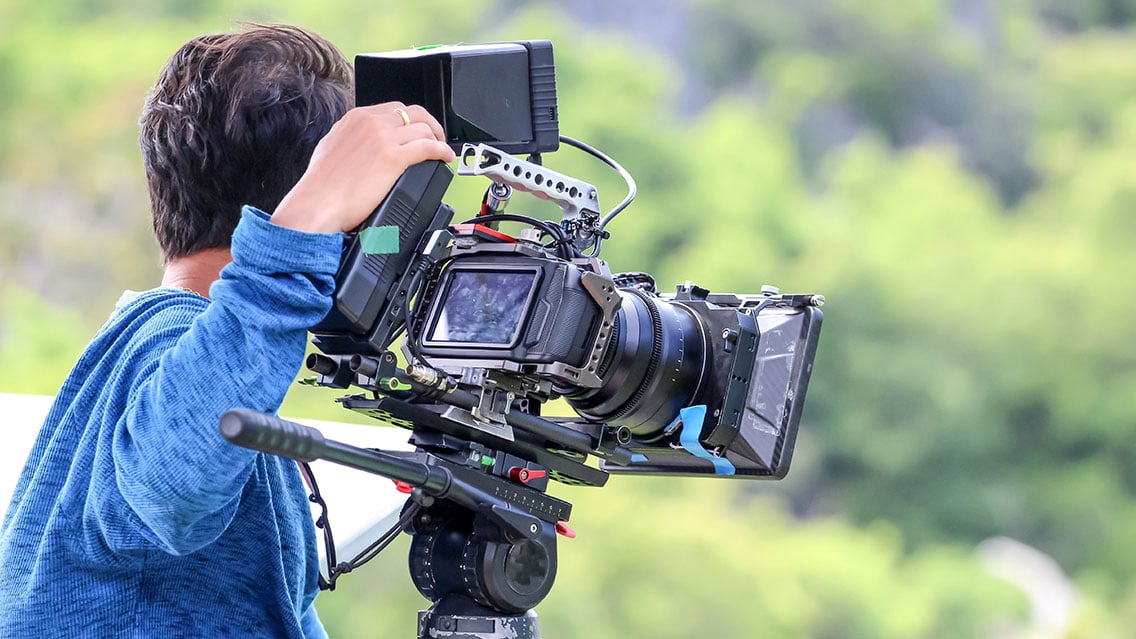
[221,40,823,639]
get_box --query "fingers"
[399,137,458,165]
[365,105,454,162]
[402,104,446,142]
[271,102,454,234]
[364,114,454,163]
[387,121,453,154]
[334,104,454,164]
[356,102,447,143]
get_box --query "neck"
[160,247,233,299]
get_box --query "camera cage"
[225,39,824,639]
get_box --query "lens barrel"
[564,289,706,436]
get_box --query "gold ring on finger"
[394,108,411,126]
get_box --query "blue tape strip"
[674,405,735,475]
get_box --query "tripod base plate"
[418,608,540,639]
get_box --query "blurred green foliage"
[315,480,1027,638]
[4,0,1136,636]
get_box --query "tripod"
[220,408,575,639]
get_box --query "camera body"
[408,228,823,478]
[416,246,608,378]
[309,40,823,481]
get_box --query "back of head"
[140,23,353,262]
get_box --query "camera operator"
[0,23,453,638]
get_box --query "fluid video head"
[222,39,824,638]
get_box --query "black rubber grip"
[219,408,326,462]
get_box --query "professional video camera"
[221,40,823,639]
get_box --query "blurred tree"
[313,479,1027,638]
[0,286,89,392]
[1033,0,1136,30]
[4,0,1136,631]
[684,0,1039,204]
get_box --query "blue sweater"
[0,207,343,638]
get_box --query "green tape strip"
[359,225,400,255]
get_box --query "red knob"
[555,520,577,539]
[508,467,548,483]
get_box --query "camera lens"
[564,289,706,436]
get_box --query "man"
[0,23,454,637]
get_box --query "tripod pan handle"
[219,408,326,462]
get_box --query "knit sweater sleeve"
[105,206,343,555]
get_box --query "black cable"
[558,135,637,231]
[298,462,339,591]
[350,503,419,566]
[402,257,450,364]
[464,212,566,243]
[300,460,427,591]
[459,213,578,259]
[331,501,421,582]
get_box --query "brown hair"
[139,23,353,261]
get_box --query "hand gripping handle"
[219,408,326,462]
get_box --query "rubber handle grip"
[219,408,326,462]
